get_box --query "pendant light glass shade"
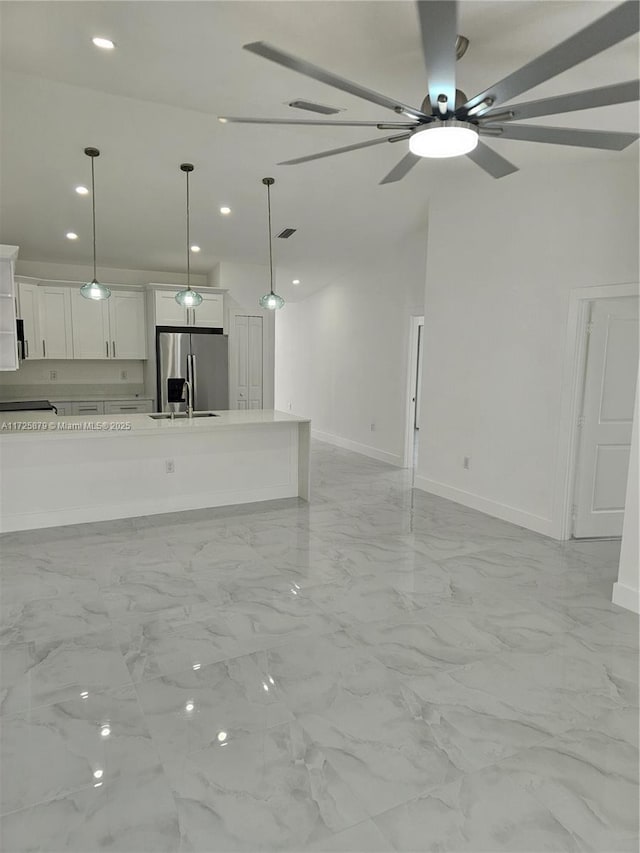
[175,163,203,308]
[259,292,285,310]
[80,147,111,301]
[259,177,285,311]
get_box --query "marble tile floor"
[0,440,637,852]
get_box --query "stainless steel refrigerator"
[156,328,229,413]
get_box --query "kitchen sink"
[148,412,219,420]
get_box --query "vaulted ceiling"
[1,1,637,299]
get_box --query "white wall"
[415,158,639,537]
[614,370,639,614]
[275,232,426,466]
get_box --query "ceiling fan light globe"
[80,279,111,301]
[409,121,478,158]
[259,292,285,310]
[175,288,203,308]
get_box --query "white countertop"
[0,409,309,440]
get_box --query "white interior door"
[574,296,639,538]
[248,316,263,409]
[234,315,249,409]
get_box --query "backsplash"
[0,360,145,400]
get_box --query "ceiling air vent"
[277,228,297,239]
[288,100,341,115]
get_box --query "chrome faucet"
[183,379,194,418]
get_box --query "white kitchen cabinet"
[192,294,224,328]
[104,399,153,414]
[109,290,146,359]
[0,246,19,371]
[70,287,146,360]
[154,290,188,326]
[233,315,263,409]
[71,401,105,416]
[17,280,42,360]
[70,289,110,359]
[39,286,73,359]
[154,290,224,328]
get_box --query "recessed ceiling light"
[75,186,89,195]
[218,118,228,124]
[292,279,300,285]
[219,206,231,215]
[66,232,78,240]
[92,36,115,50]
[190,245,201,253]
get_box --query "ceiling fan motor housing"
[421,89,468,118]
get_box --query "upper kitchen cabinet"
[153,289,224,329]
[39,286,73,359]
[16,280,41,360]
[108,290,147,359]
[71,288,146,360]
[0,245,19,371]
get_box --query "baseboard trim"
[413,475,555,537]
[311,430,402,467]
[612,581,640,614]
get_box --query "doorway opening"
[403,315,424,470]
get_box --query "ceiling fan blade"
[466,142,519,178]
[219,117,419,127]
[277,136,395,166]
[244,41,429,120]
[464,1,640,113]
[479,80,640,122]
[416,1,458,110]
[489,123,639,150]
[379,153,422,184]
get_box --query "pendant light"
[258,178,284,311]
[175,163,203,308]
[79,147,111,301]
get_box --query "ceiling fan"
[219,0,639,183]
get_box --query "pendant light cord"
[91,155,97,281]
[185,169,191,291]
[266,182,274,295]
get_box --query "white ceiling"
[1,1,637,299]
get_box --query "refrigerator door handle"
[191,353,197,408]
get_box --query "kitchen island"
[0,410,310,532]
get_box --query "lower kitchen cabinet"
[70,401,105,416]
[103,400,153,414]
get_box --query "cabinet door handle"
[112,340,116,358]
[119,406,137,411]
[25,340,29,358]
[42,339,46,357]
[106,341,109,357]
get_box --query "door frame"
[554,282,639,540]
[402,315,425,468]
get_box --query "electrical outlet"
[463,456,471,470]
[49,370,57,381]
[165,459,175,474]
[120,370,128,381]
[370,422,376,432]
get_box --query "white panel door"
[248,316,263,409]
[192,294,223,328]
[39,286,73,359]
[17,281,42,360]
[574,296,639,538]
[234,315,249,409]
[70,288,110,359]
[110,290,146,359]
